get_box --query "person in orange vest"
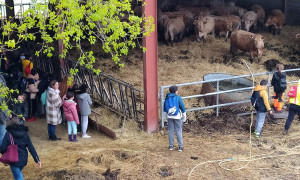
[271,64,287,112]
[283,79,300,135]
[21,53,33,77]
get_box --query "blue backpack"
[164,95,179,116]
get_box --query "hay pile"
[88,25,300,126]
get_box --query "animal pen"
[160,68,300,128]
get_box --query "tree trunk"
[5,0,15,21]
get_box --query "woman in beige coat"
[46,80,63,141]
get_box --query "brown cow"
[227,15,241,31]
[265,9,285,35]
[178,7,211,18]
[193,16,215,42]
[213,5,247,17]
[160,11,194,35]
[251,4,265,28]
[165,16,185,46]
[158,15,170,41]
[230,30,265,62]
[213,16,233,41]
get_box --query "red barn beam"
[143,0,158,133]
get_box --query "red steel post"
[143,0,158,133]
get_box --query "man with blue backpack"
[251,80,273,138]
[164,85,186,152]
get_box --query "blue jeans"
[168,118,183,148]
[285,104,300,130]
[47,124,56,139]
[0,123,6,148]
[68,121,77,135]
[41,104,46,115]
[10,165,25,180]
[255,112,267,135]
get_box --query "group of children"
[164,63,298,152]
[62,84,92,141]
[9,82,92,142]
[251,63,300,138]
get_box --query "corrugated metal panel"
[234,0,284,15]
[228,0,300,25]
[285,0,300,25]
[171,0,300,25]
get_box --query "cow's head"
[237,7,247,17]
[194,16,206,32]
[225,18,233,32]
[250,34,265,49]
[264,17,274,27]
[242,19,254,32]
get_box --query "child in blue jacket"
[164,85,186,152]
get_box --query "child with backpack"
[251,80,273,138]
[63,91,80,142]
[163,85,186,152]
[271,64,287,112]
[283,79,300,135]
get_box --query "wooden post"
[5,0,15,21]
[143,0,158,133]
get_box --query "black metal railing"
[32,54,144,127]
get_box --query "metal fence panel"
[160,68,300,128]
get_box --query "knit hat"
[169,85,178,93]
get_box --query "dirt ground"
[2,26,300,179]
[1,113,300,179]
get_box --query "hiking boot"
[283,130,288,135]
[169,145,174,151]
[73,135,78,142]
[51,137,61,141]
[68,135,72,142]
[255,134,261,138]
[178,147,184,152]
[254,131,261,138]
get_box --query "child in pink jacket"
[63,91,80,142]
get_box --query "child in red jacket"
[63,91,80,142]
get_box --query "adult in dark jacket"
[1,117,41,180]
[271,64,287,112]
